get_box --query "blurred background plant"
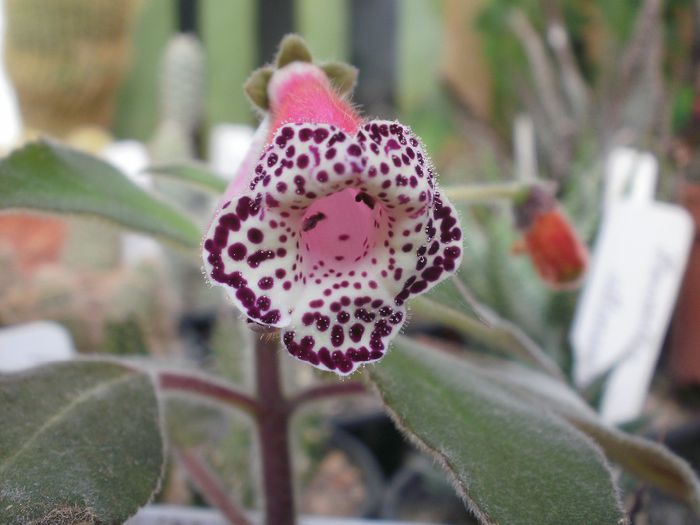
[1,1,700,524]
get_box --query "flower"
[513,186,588,289]
[203,38,462,375]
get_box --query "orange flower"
[513,187,588,290]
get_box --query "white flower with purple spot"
[203,60,462,375]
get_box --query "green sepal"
[244,66,274,110]
[243,34,358,111]
[321,61,359,95]
[275,34,313,68]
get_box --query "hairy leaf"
[415,277,561,377]
[0,360,164,525]
[0,141,201,250]
[148,163,227,194]
[469,353,700,512]
[370,337,626,525]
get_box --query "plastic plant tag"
[603,147,658,213]
[571,200,693,424]
[0,321,75,372]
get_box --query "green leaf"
[0,360,164,525]
[148,163,227,194]
[469,354,700,512]
[414,279,562,378]
[0,141,201,250]
[369,337,626,525]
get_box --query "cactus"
[159,34,206,134]
[150,34,206,161]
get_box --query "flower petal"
[282,286,406,375]
[202,193,300,327]
[358,121,464,305]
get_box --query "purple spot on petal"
[349,323,365,343]
[228,242,247,261]
[331,325,345,347]
[258,277,273,290]
[247,228,264,244]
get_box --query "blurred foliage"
[201,0,256,127]
[103,316,149,356]
[0,141,201,249]
[443,0,700,372]
[114,0,173,141]
[475,0,530,132]
[296,0,348,62]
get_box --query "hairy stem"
[160,340,368,523]
[177,448,253,525]
[410,294,563,379]
[442,182,533,204]
[508,9,573,138]
[158,370,260,415]
[255,335,296,525]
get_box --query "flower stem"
[158,370,260,416]
[254,334,296,525]
[158,339,370,523]
[410,294,563,379]
[442,182,533,204]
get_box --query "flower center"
[300,188,382,270]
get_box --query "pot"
[126,504,442,525]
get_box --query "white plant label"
[603,147,658,213]
[571,201,693,424]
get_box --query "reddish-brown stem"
[160,340,369,524]
[255,335,296,525]
[158,370,260,415]
[287,380,367,414]
[177,448,253,525]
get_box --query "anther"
[355,192,375,210]
[302,212,327,232]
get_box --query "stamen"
[355,192,375,210]
[302,212,327,232]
